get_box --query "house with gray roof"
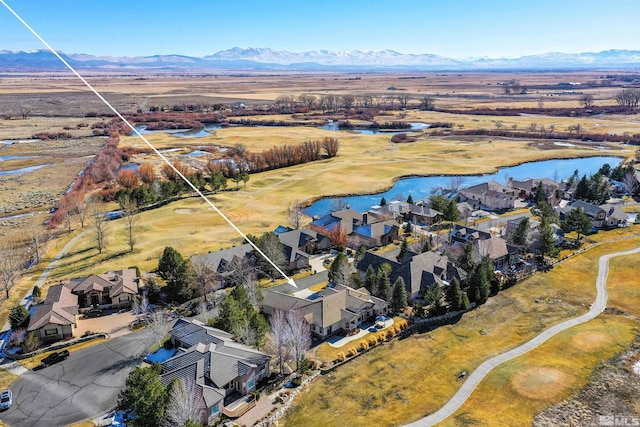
[262,284,388,339]
[277,228,331,271]
[190,244,256,288]
[556,200,628,229]
[161,318,271,423]
[460,181,516,212]
[27,284,78,343]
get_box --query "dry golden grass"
[65,421,96,427]
[284,237,640,427]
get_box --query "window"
[44,328,58,336]
[210,404,219,415]
[119,295,130,303]
[247,378,255,390]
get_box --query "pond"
[0,163,49,177]
[0,155,39,161]
[303,156,622,217]
[318,121,428,135]
[117,163,139,174]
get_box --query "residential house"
[190,244,256,288]
[449,225,518,270]
[262,284,388,338]
[349,220,400,249]
[277,228,331,271]
[366,201,412,223]
[406,204,443,226]
[450,224,492,245]
[556,200,628,229]
[308,208,363,235]
[459,181,516,211]
[69,269,139,309]
[27,284,78,343]
[161,318,271,423]
[508,177,564,204]
[356,249,466,299]
[505,217,565,247]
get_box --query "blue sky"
[1,0,639,58]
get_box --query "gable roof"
[190,244,255,275]
[277,228,328,263]
[70,268,138,298]
[28,284,78,330]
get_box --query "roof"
[28,284,78,330]
[171,318,232,348]
[190,244,255,275]
[509,177,561,193]
[569,200,605,217]
[391,251,458,296]
[450,225,492,243]
[600,204,628,222]
[70,268,138,298]
[277,228,328,263]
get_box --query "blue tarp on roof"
[274,225,293,235]
[353,225,372,237]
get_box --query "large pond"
[303,156,622,217]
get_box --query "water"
[185,150,211,157]
[173,129,211,138]
[303,156,622,217]
[0,164,49,176]
[117,163,139,174]
[0,155,38,161]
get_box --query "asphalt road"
[0,328,153,427]
[404,245,640,427]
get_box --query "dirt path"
[403,245,640,427]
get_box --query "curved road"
[405,245,640,427]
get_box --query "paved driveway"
[0,328,153,427]
[75,309,137,338]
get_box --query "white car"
[0,389,12,410]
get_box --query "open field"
[283,236,640,427]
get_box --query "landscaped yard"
[283,236,640,427]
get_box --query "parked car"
[40,350,70,367]
[84,308,103,318]
[0,390,12,410]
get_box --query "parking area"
[75,309,137,338]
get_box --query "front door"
[91,294,100,307]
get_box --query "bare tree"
[420,96,436,111]
[24,216,46,265]
[288,200,305,230]
[236,317,259,348]
[340,94,355,110]
[197,299,214,325]
[191,257,215,302]
[267,310,291,375]
[147,311,171,347]
[132,295,149,318]
[224,256,255,288]
[118,194,138,253]
[447,176,466,193]
[329,197,349,212]
[89,199,106,254]
[19,104,32,119]
[285,310,312,372]
[579,94,594,108]
[396,94,412,109]
[0,235,21,299]
[298,94,316,111]
[614,89,640,107]
[163,378,202,427]
[623,170,639,196]
[241,273,261,309]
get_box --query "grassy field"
[283,236,640,427]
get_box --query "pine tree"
[379,274,393,302]
[380,197,387,206]
[397,237,409,261]
[445,278,464,311]
[364,265,378,294]
[391,276,408,312]
[562,207,592,243]
[539,215,557,258]
[511,217,529,248]
[407,195,414,204]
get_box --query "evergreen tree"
[157,247,185,283]
[459,243,476,272]
[328,252,350,286]
[424,284,444,315]
[363,265,378,294]
[379,274,393,302]
[397,237,409,261]
[575,175,590,200]
[407,194,414,204]
[511,217,529,248]
[562,207,592,243]
[469,258,492,304]
[391,276,408,312]
[461,292,470,310]
[380,197,387,206]
[9,305,29,329]
[445,278,464,311]
[539,215,558,258]
[117,364,168,427]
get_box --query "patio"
[327,317,394,348]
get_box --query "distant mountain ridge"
[2,47,640,71]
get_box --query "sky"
[1,0,639,59]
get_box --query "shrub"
[367,335,378,346]
[8,329,25,348]
[163,339,173,350]
[347,347,358,357]
[336,351,346,362]
[359,341,369,351]
[22,331,40,353]
[378,333,387,342]
[9,305,30,330]
[252,391,261,401]
[32,285,42,299]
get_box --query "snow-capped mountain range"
[2,47,640,71]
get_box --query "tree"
[328,252,351,286]
[511,217,530,248]
[327,224,348,250]
[89,199,106,254]
[32,285,41,299]
[614,89,640,107]
[9,305,29,329]
[579,94,594,108]
[19,104,32,119]
[118,193,138,253]
[562,207,592,243]
[163,378,201,427]
[284,310,312,372]
[191,257,215,302]
[380,197,387,206]
[322,137,339,158]
[420,96,436,111]
[397,237,409,261]
[363,265,378,295]
[298,94,316,111]
[288,200,305,230]
[623,170,639,196]
[423,283,443,314]
[0,235,21,299]
[378,274,393,302]
[329,197,348,212]
[396,94,412,109]
[538,215,558,258]
[468,258,492,304]
[391,276,407,312]
[117,364,168,427]
[429,195,459,224]
[22,331,40,353]
[24,217,45,265]
[257,232,286,280]
[117,169,139,190]
[407,194,414,204]
[147,311,171,348]
[267,310,290,375]
[445,278,464,311]
[138,162,157,185]
[158,247,192,302]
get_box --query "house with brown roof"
[460,181,516,212]
[69,269,139,310]
[277,228,331,271]
[161,318,271,423]
[508,177,564,203]
[27,284,78,343]
[261,284,388,339]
